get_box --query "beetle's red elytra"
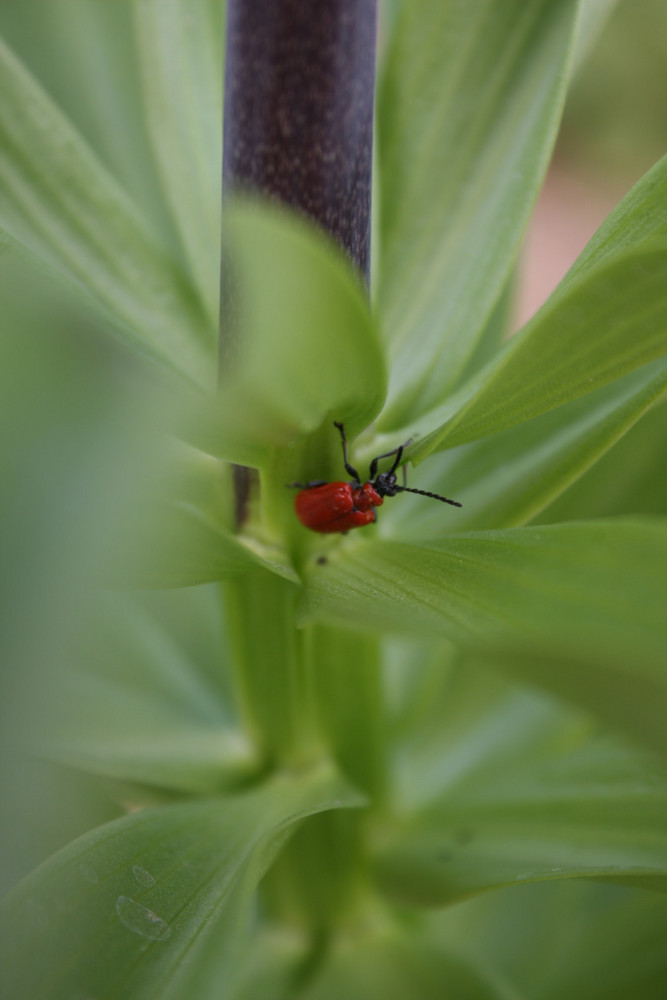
[291,422,462,534]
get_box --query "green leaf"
[0,225,162,361]
[376,0,580,426]
[373,730,667,906]
[0,248,267,593]
[0,36,213,383]
[0,765,363,1000]
[434,880,667,1000]
[298,931,513,1000]
[382,359,667,537]
[300,520,667,678]
[380,644,667,908]
[0,251,199,759]
[0,0,179,248]
[383,642,585,812]
[0,753,122,897]
[39,589,256,796]
[193,201,387,467]
[454,273,517,387]
[535,395,667,523]
[411,246,667,459]
[132,0,223,325]
[105,434,297,588]
[572,0,620,67]
[410,159,667,460]
[122,500,298,588]
[298,520,667,752]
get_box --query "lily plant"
[1,1,667,998]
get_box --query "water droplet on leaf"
[132,865,156,887]
[115,896,171,942]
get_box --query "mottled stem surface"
[222,0,377,281]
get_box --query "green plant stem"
[307,625,386,802]
[220,0,381,935]
[223,571,322,769]
[220,0,379,550]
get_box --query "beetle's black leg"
[370,443,404,481]
[369,446,398,480]
[334,422,361,482]
[388,445,404,477]
[369,438,413,479]
[286,480,328,489]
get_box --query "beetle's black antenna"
[334,422,361,483]
[394,485,462,508]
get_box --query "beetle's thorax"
[352,481,384,510]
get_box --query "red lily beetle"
[292,422,462,534]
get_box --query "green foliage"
[198,202,387,469]
[0,766,360,1000]
[376,0,580,422]
[1,1,666,998]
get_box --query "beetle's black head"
[373,471,399,497]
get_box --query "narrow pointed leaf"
[376,0,580,426]
[0,1,176,244]
[412,246,667,458]
[0,225,166,361]
[110,440,297,588]
[196,201,387,467]
[299,520,667,751]
[434,880,667,1000]
[571,0,620,67]
[40,590,255,796]
[0,37,213,383]
[382,359,667,537]
[373,735,667,906]
[410,158,667,460]
[0,766,363,1000]
[121,501,298,588]
[132,0,223,324]
[536,395,667,522]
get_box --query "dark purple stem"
[221,0,377,524]
[222,0,377,282]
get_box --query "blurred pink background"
[514,165,628,329]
